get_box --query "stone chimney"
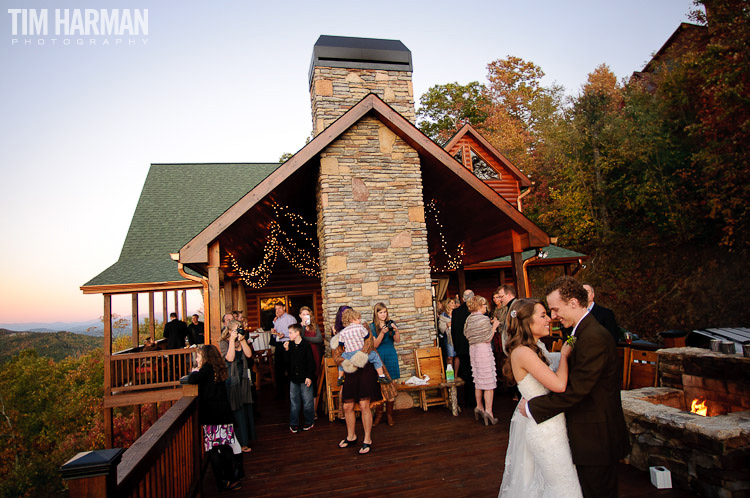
[312,36,434,376]
[309,35,415,135]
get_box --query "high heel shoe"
[473,407,484,422]
[482,411,499,426]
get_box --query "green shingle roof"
[84,163,280,287]
[483,245,587,264]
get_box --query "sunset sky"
[0,0,698,325]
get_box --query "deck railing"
[110,349,196,392]
[62,396,204,497]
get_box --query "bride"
[498,299,582,497]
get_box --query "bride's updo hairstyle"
[502,298,550,386]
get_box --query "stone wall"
[310,67,415,135]
[622,387,750,498]
[316,115,434,377]
[658,347,750,415]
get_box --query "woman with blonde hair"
[498,298,581,497]
[463,295,500,424]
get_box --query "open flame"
[690,398,708,416]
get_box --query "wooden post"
[509,231,527,298]
[134,404,141,439]
[202,285,211,345]
[237,281,248,317]
[457,267,466,298]
[162,291,168,327]
[131,293,139,348]
[181,290,188,321]
[148,291,155,338]
[208,241,222,345]
[231,282,240,313]
[223,279,233,314]
[173,291,179,320]
[103,294,114,449]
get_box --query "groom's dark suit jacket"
[528,313,630,466]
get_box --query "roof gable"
[180,94,549,266]
[443,123,531,186]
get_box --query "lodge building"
[82,35,585,447]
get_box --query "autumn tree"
[0,350,104,497]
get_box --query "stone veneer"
[310,66,415,135]
[622,387,750,498]
[657,347,750,415]
[316,115,434,376]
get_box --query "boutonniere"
[565,336,577,348]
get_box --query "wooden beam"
[224,279,233,314]
[208,242,222,345]
[103,384,198,408]
[162,291,168,327]
[181,291,187,321]
[148,291,155,338]
[173,291,178,320]
[80,280,203,295]
[457,267,466,297]
[103,294,113,449]
[131,293,139,348]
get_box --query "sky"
[0,0,698,325]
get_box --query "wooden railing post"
[59,448,124,498]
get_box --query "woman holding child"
[332,308,382,455]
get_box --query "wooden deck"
[204,389,696,497]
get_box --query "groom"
[520,276,630,498]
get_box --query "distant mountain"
[0,329,101,364]
[0,319,104,335]
[0,313,174,336]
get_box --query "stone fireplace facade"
[311,37,434,376]
[622,348,750,497]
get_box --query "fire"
[690,398,708,416]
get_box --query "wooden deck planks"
[202,388,696,497]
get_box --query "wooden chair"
[252,349,275,390]
[551,339,563,352]
[324,357,342,422]
[617,347,630,390]
[414,347,449,411]
[626,349,658,389]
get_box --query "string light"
[425,199,465,272]
[229,203,321,288]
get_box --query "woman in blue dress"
[370,302,401,426]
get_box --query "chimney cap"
[309,35,412,85]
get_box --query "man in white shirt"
[272,302,297,399]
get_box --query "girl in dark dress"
[188,345,242,492]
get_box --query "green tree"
[416,81,490,143]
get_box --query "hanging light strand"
[426,199,465,272]
[230,204,321,288]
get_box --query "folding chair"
[414,347,449,411]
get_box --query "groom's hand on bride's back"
[519,398,528,418]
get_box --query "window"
[470,148,499,180]
[453,148,463,165]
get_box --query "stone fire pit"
[621,347,750,497]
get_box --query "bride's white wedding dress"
[498,373,583,497]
